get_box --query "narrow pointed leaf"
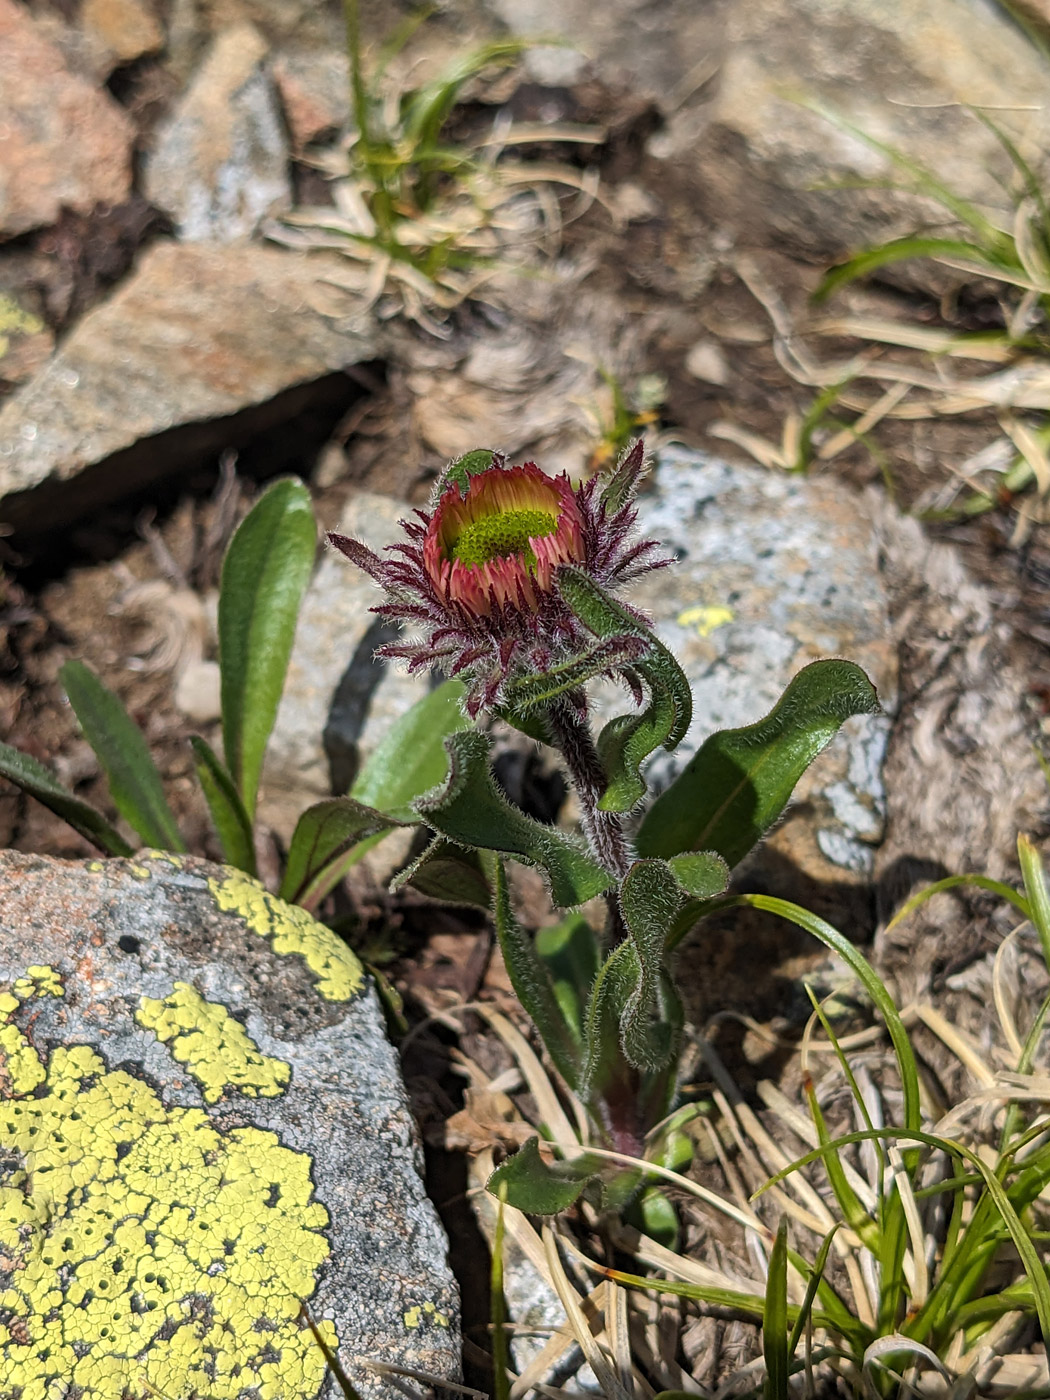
[415,730,614,906]
[599,439,646,513]
[763,1220,790,1400]
[492,858,581,1088]
[0,740,133,856]
[219,477,317,818]
[391,836,491,907]
[351,679,469,818]
[487,1136,604,1215]
[638,659,879,866]
[61,660,185,852]
[190,736,256,875]
[279,797,404,906]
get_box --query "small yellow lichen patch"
[677,603,735,638]
[0,987,337,1400]
[136,982,291,1105]
[208,871,364,1002]
[0,970,63,1096]
[0,293,44,358]
[12,965,64,1000]
[403,1300,449,1330]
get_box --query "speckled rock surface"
[601,447,896,888]
[144,24,291,242]
[0,851,459,1400]
[0,241,376,533]
[0,0,134,237]
[261,490,430,842]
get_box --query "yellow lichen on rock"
[208,870,364,1002]
[0,971,337,1400]
[136,981,291,1104]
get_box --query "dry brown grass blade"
[543,1224,630,1400]
[474,1005,580,1147]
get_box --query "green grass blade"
[801,1056,878,1249]
[219,478,316,819]
[763,1219,790,1400]
[490,1186,512,1400]
[711,893,922,1133]
[816,237,1024,303]
[803,103,1010,244]
[787,1226,841,1357]
[1018,834,1050,970]
[61,660,185,853]
[969,107,1050,229]
[189,736,256,875]
[0,739,133,856]
[885,872,1030,935]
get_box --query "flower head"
[424,462,585,618]
[329,443,669,715]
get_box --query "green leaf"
[558,567,692,811]
[638,659,880,866]
[279,798,404,907]
[0,740,133,856]
[486,1136,604,1215]
[351,679,469,819]
[666,851,730,900]
[718,893,922,1134]
[219,477,317,819]
[630,1185,680,1250]
[535,912,600,1042]
[491,858,581,1089]
[1018,834,1050,972]
[763,1220,790,1400]
[415,730,614,907]
[502,634,645,713]
[616,859,685,1071]
[437,448,498,495]
[61,660,185,853]
[596,681,679,812]
[815,237,1023,304]
[391,836,491,907]
[189,736,256,875]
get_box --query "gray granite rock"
[0,850,459,1399]
[144,23,291,242]
[483,0,1050,254]
[0,241,377,534]
[597,446,896,885]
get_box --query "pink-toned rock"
[271,47,349,149]
[0,0,134,237]
[80,0,165,66]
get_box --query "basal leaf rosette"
[330,445,669,714]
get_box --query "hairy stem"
[544,693,631,890]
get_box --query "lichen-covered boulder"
[0,851,459,1400]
